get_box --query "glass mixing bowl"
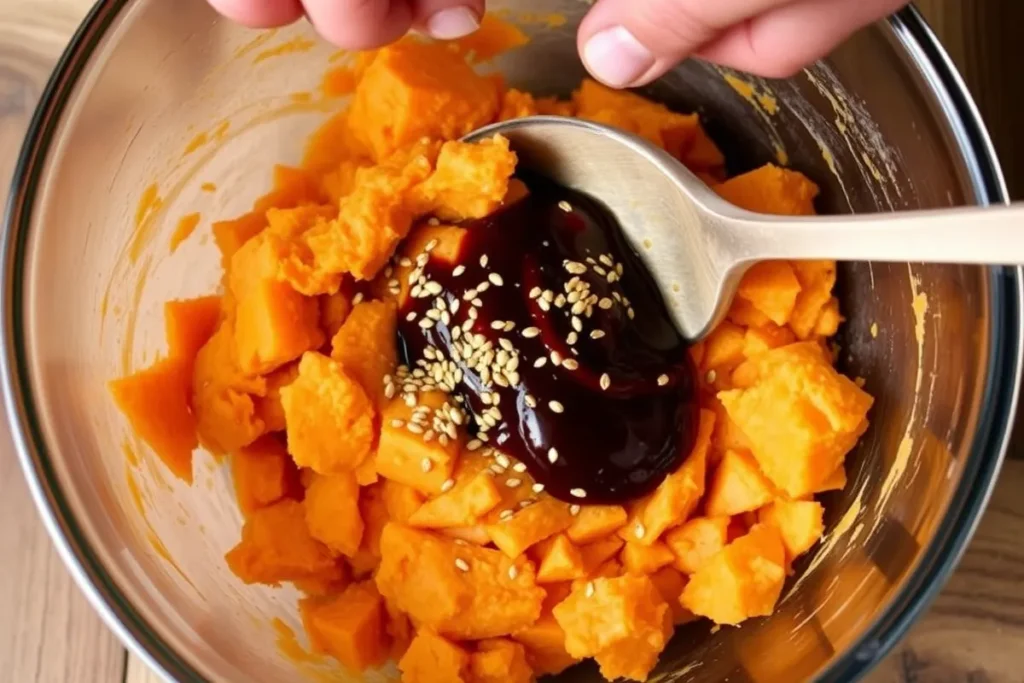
[3,1,1021,681]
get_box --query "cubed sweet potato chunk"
[789,261,837,340]
[579,537,626,576]
[567,505,628,545]
[408,472,502,529]
[330,299,398,406]
[281,352,376,474]
[553,575,672,682]
[728,296,772,328]
[411,137,517,221]
[498,88,539,121]
[386,598,415,660]
[682,126,725,172]
[348,40,500,160]
[737,261,802,327]
[377,523,545,640]
[469,639,534,683]
[758,499,825,562]
[680,523,787,625]
[292,563,350,597]
[486,496,574,558]
[382,479,426,522]
[377,391,463,493]
[399,629,470,683]
[649,567,698,625]
[254,361,298,433]
[705,449,776,516]
[304,471,364,557]
[622,409,715,545]
[714,164,819,216]
[213,211,266,265]
[535,534,586,583]
[192,322,267,454]
[229,233,325,375]
[813,296,842,337]
[512,615,578,676]
[231,435,293,515]
[319,285,354,338]
[702,321,746,371]
[621,541,676,576]
[665,516,731,575]
[225,499,339,585]
[718,342,873,498]
[744,323,797,359]
[164,296,222,362]
[109,357,196,483]
[350,482,391,576]
[817,464,847,493]
[299,581,387,672]
[389,222,468,307]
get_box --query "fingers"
[696,0,908,78]
[412,0,485,40]
[577,0,785,88]
[300,0,414,49]
[207,0,304,27]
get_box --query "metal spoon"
[464,115,1024,340]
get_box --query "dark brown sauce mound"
[397,174,699,503]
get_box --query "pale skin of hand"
[207,0,907,87]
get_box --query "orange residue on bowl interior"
[184,131,209,155]
[200,181,217,193]
[290,91,314,104]
[122,439,140,466]
[254,36,317,64]
[272,618,321,664]
[119,255,152,373]
[234,28,278,59]
[129,185,163,263]
[126,469,146,516]
[170,212,201,253]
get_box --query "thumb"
[577,0,798,88]
[302,0,484,50]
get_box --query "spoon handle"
[736,202,1024,265]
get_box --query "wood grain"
[0,1,1018,682]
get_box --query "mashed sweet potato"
[111,27,873,683]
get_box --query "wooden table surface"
[1,1,1022,682]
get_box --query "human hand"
[207,0,907,86]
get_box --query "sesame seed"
[532,483,545,494]
[600,254,614,267]
[404,394,417,408]
[570,487,587,498]
[547,448,559,464]
[555,294,567,308]
[706,370,717,383]
[455,558,470,572]
[488,273,504,286]
[400,257,413,267]
[503,321,515,332]
[538,299,551,312]
[600,373,611,390]
[590,330,606,340]
[585,581,595,597]
[533,357,547,369]
[499,509,515,520]
[525,395,538,408]
[425,282,443,295]
[569,504,581,516]
[491,320,505,330]
[391,419,405,428]
[480,255,489,268]
[562,358,579,371]
[427,217,440,226]
[407,423,424,434]
[658,374,670,386]
[505,478,522,488]
[522,327,540,339]
[352,292,365,305]
[549,400,565,413]
[512,462,527,473]
[529,286,542,299]
[571,316,583,332]
[421,458,433,473]
[416,253,430,267]
[599,297,613,310]
[477,282,490,293]
[508,565,519,580]
[634,523,646,539]
[627,307,635,319]
[406,311,417,322]
[550,351,562,366]
[453,265,465,277]
[424,239,438,252]
[558,200,572,212]
[441,478,456,492]
[495,454,511,468]
[567,332,578,345]
[490,463,507,475]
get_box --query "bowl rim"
[2,3,1020,682]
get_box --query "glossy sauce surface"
[398,175,699,503]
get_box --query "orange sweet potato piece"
[385,598,414,660]
[377,523,544,640]
[744,323,797,359]
[389,223,467,307]
[299,581,387,672]
[191,321,267,454]
[164,296,222,362]
[254,361,298,433]
[535,534,586,583]
[109,357,196,483]
[682,125,725,172]
[665,516,731,575]
[714,164,819,216]
[292,562,350,596]
[789,261,837,340]
[382,479,426,522]
[705,449,776,516]
[281,352,376,474]
[573,79,700,158]
[649,566,698,625]
[567,505,628,545]
[411,137,517,221]
[621,541,676,576]
[680,523,787,626]
[319,286,353,339]
[758,499,825,562]
[702,321,746,371]
[737,261,803,327]
[348,40,500,160]
[229,234,325,375]
[486,496,574,558]
[225,499,339,585]
[622,409,715,546]
[498,88,539,121]
[470,639,534,683]
[814,296,842,337]
[817,464,847,493]
[330,299,398,406]
[512,614,578,676]
[727,296,773,328]
[376,391,463,493]
[718,342,873,498]
[408,472,503,529]
[579,537,626,576]
[304,471,364,557]
[709,395,752,454]
[553,575,672,683]
[213,211,266,265]
[254,165,328,213]
[350,482,391,576]
[399,629,470,683]
[231,435,294,515]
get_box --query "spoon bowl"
[466,116,1024,340]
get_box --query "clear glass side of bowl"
[9,0,1011,681]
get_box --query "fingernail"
[424,6,480,40]
[582,26,654,88]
